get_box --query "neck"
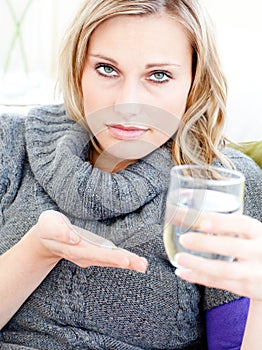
[90,147,137,173]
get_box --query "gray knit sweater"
[0,105,261,350]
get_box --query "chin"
[105,139,160,160]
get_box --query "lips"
[107,124,149,140]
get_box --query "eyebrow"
[89,54,181,68]
[146,62,181,68]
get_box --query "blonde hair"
[58,0,230,166]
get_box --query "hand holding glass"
[163,165,245,266]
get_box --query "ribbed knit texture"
[0,105,261,350]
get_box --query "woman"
[0,0,261,349]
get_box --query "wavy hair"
[58,0,230,166]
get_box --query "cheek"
[165,88,189,118]
[82,84,98,116]
[83,87,116,118]
[81,73,90,115]
[144,103,182,141]
[81,69,110,115]
[149,92,189,143]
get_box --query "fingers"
[175,252,246,281]
[174,253,262,300]
[190,212,261,239]
[173,212,262,301]
[175,266,246,297]
[169,206,261,240]
[43,238,148,273]
[37,210,148,273]
[176,210,262,262]
[83,246,148,273]
[38,210,81,245]
[178,232,258,262]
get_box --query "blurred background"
[0,0,261,142]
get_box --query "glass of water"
[163,165,245,267]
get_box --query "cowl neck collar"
[25,105,174,220]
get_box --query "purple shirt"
[206,297,250,349]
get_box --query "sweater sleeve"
[206,297,250,350]
[0,114,26,215]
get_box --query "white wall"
[0,0,83,105]
[203,0,262,142]
[1,0,261,141]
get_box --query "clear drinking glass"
[163,165,245,267]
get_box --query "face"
[81,14,192,171]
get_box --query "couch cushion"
[229,141,262,168]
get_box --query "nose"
[114,103,142,120]
[114,79,142,119]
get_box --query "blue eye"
[96,64,118,77]
[149,71,171,83]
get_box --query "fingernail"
[179,234,191,245]
[174,253,184,268]
[175,267,192,277]
[175,268,182,277]
[138,258,148,273]
[69,231,79,244]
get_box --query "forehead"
[87,14,192,61]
